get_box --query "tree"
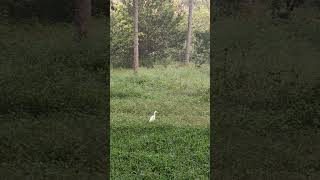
[192,2,210,66]
[133,0,139,73]
[184,0,193,64]
[73,0,91,40]
[110,0,185,68]
[239,0,255,19]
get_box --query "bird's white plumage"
[149,111,158,122]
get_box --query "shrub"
[111,0,186,68]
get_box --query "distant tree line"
[111,0,209,68]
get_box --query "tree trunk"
[73,0,91,40]
[133,0,139,73]
[239,0,255,19]
[184,0,193,64]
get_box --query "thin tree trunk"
[133,0,139,73]
[73,0,91,40]
[184,0,193,64]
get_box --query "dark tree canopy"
[2,0,104,22]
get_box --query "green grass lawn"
[111,64,210,179]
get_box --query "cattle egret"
[149,111,158,122]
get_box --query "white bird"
[149,111,158,122]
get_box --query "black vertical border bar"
[105,0,111,179]
[209,0,214,179]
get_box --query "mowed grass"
[111,65,210,179]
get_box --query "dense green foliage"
[110,2,134,68]
[192,3,210,65]
[111,0,185,67]
[111,65,209,178]
[0,19,107,178]
[111,0,209,67]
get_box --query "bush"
[111,0,186,68]
[192,31,209,65]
